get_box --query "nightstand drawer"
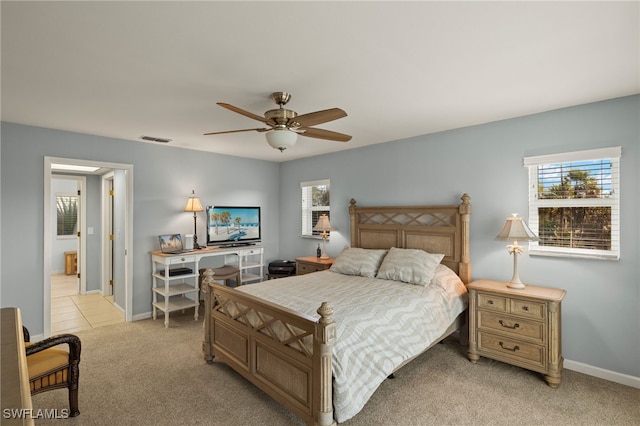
[297,262,319,274]
[478,331,545,368]
[478,311,545,344]
[510,299,546,320]
[295,256,334,275]
[478,293,507,312]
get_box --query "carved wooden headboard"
[348,194,471,284]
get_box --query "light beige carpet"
[30,309,639,425]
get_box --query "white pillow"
[376,247,444,286]
[431,263,466,292]
[329,248,388,278]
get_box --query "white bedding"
[236,264,468,423]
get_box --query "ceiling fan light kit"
[266,129,298,152]
[205,91,352,151]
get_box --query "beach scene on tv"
[206,207,260,244]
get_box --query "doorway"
[43,157,134,337]
[51,175,84,294]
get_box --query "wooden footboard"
[202,270,336,426]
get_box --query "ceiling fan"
[204,92,352,152]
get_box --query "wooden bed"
[202,194,471,425]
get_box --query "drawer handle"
[522,306,529,312]
[499,320,520,330]
[487,300,494,305]
[499,342,520,352]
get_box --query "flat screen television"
[206,206,261,246]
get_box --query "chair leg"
[69,388,79,417]
[68,359,80,417]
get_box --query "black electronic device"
[268,260,296,276]
[157,267,193,277]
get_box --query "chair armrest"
[25,334,81,362]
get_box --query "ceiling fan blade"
[299,127,352,142]
[217,103,274,125]
[291,108,347,128]
[203,128,269,136]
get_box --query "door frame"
[43,156,134,337]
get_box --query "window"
[56,194,78,237]
[524,147,621,260]
[301,179,330,238]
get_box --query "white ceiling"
[2,1,638,163]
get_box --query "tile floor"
[51,273,124,334]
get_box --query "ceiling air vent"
[140,135,172,143]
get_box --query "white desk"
[150,245,263,327]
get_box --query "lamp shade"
[266,129,297,151]
[495,214,538,241]
[184,190,204,212]
[313,214,333,232]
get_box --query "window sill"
[529,249,619,261]
[301,235,330,241]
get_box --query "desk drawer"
[169,255,196,264]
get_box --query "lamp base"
[507,281,526,289]
[507,247,526,289]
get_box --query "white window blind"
[56,193,78,237]
[524,147,621,260]
[301,179,330,237]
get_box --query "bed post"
[314,302,336,426]
[349,198,358,248]
[201,268,214,363]
[458,194,471,284]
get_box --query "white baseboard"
[112,303,125,315]
[132,311,153,321]
[564,359,640,389]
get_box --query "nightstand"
[295,256,334,275]
[467,279,566,388]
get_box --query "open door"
[111,169,127,311]
[102,174,114,297]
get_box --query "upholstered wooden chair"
[22,326,81,417]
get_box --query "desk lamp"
[184,190,204,249]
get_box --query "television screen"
[206,206,261,246]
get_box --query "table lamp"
[495,214,539,289]
[313,214,333,259]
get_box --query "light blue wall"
[279,95,640,378]
[0,123,280,332]
[1,95,638,379]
